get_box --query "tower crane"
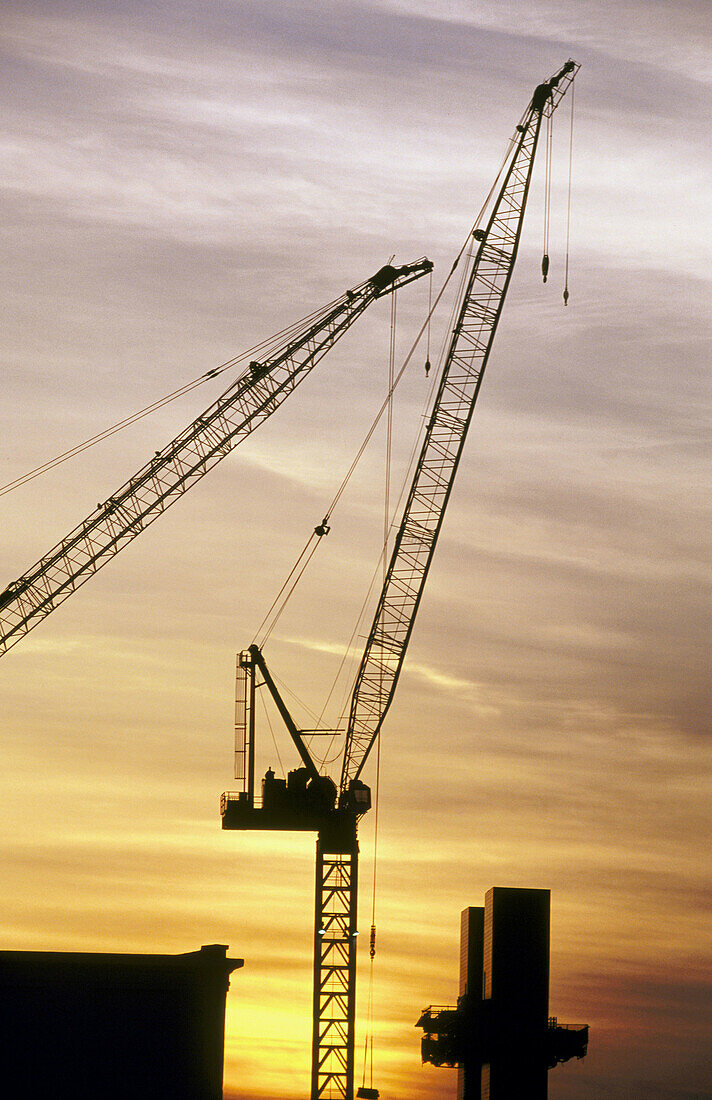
[0,259,432,657]
[220,60,578,1100]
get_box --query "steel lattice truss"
[341,62,578,789]
[0,260,431,656]
[312,845,358,1100]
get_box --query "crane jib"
[0,258,432,656]
[340,60,579,792]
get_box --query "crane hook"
[541,253,550,283]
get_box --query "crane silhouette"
[220,60,579,1100]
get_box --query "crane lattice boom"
[0,259,432,657]
[341,61,578,791]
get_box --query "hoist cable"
[322,235,470,527]
[546,112,553,251]
[361,968,376,1093]
[360,289,395,1098]
[361,715,381,1092]
[563,78,575,305]
[262,286,402,770]
[424,268,433,375]
[0,295,344,499]
[542,110,553,282]
[384,291,396,568]
[309,281,447,766]
[316,241,464,755]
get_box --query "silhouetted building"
[417,888,588,1099]
[0,943,242,1099]
[460,903,486,1099]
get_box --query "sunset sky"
[1,2,711,1097]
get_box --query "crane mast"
[340,60,578,792]
[0,259,431,657]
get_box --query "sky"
[1,1,711,1097]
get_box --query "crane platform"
[220,792,360,852]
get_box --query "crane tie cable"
[359,288,395,1098]
[253,527,325,647]
[255,152,522,732]
[249,117,526,658]
[251,244,465,652]
[0,296,345,499]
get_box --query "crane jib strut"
[222,59,578,1100]
[0,258,432,658]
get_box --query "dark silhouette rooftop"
[0,943,242,1100]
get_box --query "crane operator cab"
[340,779,371,816]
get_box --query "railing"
[420,1005,457,1019]
[549,1017,588,1032]
[220,791,263,813]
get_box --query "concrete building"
[0,943,242,1099]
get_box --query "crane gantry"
[220,60,578,1100]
